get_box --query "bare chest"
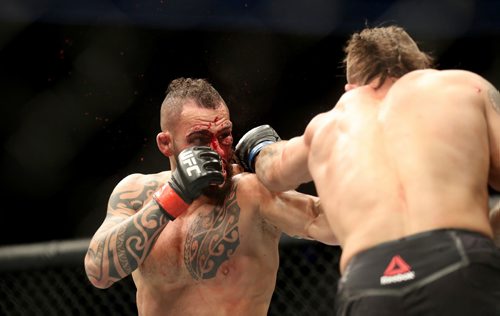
[137,196,279,288]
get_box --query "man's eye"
[191,137,210,146]
[219,134,233,145]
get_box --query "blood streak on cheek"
[210,137,223,156]
[210,137,218,150]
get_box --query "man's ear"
[157,131,173,157]
[345,83,358,92]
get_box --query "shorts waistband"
[339,228,495,293]
[352,228,491,259]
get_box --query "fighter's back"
[309,69,495,271]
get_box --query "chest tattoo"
[184,186,240,280]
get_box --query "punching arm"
[256,137,312,192]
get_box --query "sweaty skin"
[256,69,500,273]
[85,101,336,316]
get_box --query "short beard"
[202,165,234,204]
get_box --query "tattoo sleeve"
[85,180,169,287]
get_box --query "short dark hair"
[344,25,433,88]
[160,78,226,131]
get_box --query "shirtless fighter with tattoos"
[84,78,337,316]
[237,26,500,315]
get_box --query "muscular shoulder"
[232,172,269,201]
[400,69,486,87]
[117,171,169,187]
[111,171,170,199]
[109,171,170,212]
[304,110,339,146]
[231,173,284,232]
[231,172,277,212]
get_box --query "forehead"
[178,100,232,132]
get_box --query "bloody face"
[172,100,234,187]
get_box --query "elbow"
[84,253,113,289]
[89,278,113,290]
[89,279,112,289]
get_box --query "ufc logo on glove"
[179,150,201,176]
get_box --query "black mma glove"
[153,146,224,219]
[235,125,281,172]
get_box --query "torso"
[309,69,494,272]
[131,171,281,316]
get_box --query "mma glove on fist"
[153,146,224,220]
[235,125,281,172]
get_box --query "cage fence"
[0,237,342,316]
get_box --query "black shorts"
[335,228,500,316]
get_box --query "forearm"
[84,200,169,288]
[263,189,337,245]
[256,137,311,192]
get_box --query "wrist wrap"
[152,184,189,220]
[247,140,274,172]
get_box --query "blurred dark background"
[0,0,499,246]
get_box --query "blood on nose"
[210,138,224,157]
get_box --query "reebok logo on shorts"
[380,255,415,285]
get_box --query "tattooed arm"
[84,173,170,289]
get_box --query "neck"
[368,76,397,98]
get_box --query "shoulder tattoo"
[109,180,160,212]
[488,87,500,114]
